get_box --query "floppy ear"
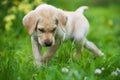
[57,10,67,33]
[22,11,38,35]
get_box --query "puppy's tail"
[76,6,88,14]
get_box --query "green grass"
[0,4,120,80]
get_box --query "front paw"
[73,52,80,61]
[41,57,51,65]
[34,60,42,66]
[34,58,46,66]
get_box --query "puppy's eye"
[51,28,56,32]
[55,19,58,25]
[38,28,45,33]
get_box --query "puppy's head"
[23,4,67,46]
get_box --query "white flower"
[116,68,120,73]
[101,67,105,71]
[111,71,118,76]
[61,67,69,73]
[111,68,120,77]
[95,68,102,74]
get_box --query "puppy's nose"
[44,41,52,46]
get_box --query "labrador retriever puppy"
[23,4,104,65]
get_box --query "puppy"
[23,4,104,65]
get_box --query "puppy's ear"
[23,11,38,35]
[57,10,67,33]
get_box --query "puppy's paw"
[94,52,106,60]
[97,51,105,57]
[73,52,80,61]
[100,53,106,60]
[34,60,42,67]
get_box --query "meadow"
[0,0,120,80]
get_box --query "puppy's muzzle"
[44,41,52,46]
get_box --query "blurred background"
[0,0,120,80]
[0,0,120,32]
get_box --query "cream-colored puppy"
[23,4,104,65]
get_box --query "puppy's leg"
[31,36,42,65]
[41,40,61,64]
[74,44,84,60]
[73,39,85,60]
[84,39,104,57]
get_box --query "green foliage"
[0,0,120,80]
[44,0,120,10]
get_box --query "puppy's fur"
[23,4,104,65]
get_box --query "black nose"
[44,42,52,46]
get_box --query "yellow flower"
[4,14,16,31]
[5,22,12,31]
[4,14,16,22]
[18,3,33,13]
[33,0,43,6]
[13,0,19,5]
[9,6,17,13]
